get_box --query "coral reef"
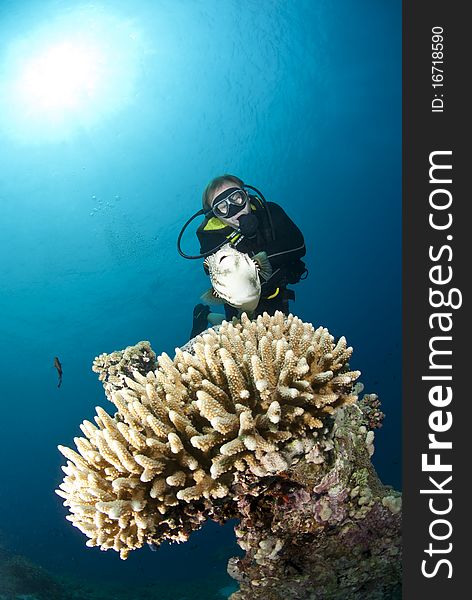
[227,402,401,600]
[0,553,68,600]
[92,340,158,402]
[358,392,385,431]
[56,311,401,598]
[0,547,234,600]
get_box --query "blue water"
[0,0,401,597]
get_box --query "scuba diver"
[177,174,307,339]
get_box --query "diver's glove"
[190,303,211,339]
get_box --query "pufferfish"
[201,243,272,316]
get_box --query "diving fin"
[200,288,225,305]
[252,251,272,281]
[207,312,225,326]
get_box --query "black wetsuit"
[192,197,306,333]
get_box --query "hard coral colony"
[56,312,401,599]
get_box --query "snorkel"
[176,183,275,260]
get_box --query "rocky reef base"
[227,396,401,600]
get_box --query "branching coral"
[92,340,158,401]
[56,312,360,559]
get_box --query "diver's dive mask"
[211,187,248,218]
[177,182,274,259]
[210,187,256,232]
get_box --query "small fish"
[201,244,272,316]
[54,356,63,388]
